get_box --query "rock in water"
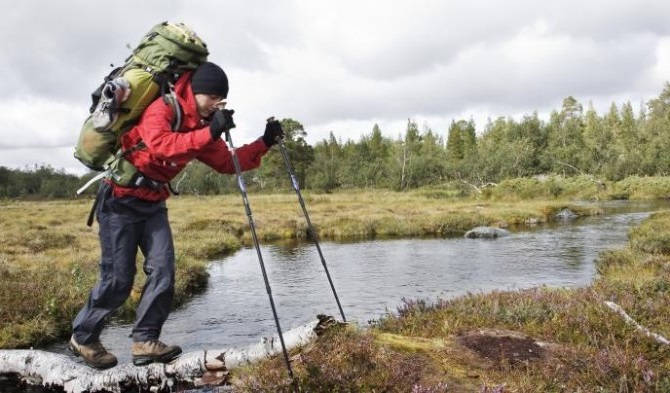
[464,227,510,239]
[555,208,577,220]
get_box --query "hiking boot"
[69,335,118,370]
[132,340,182,366]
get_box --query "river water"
[45,200,668,365]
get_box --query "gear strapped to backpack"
[74,22,208,196]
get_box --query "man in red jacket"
[70,62,283,369]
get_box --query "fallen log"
[0,315,337,393]
[604,301,670,346]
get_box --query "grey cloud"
[1,0,669,171]
[1,0,299,102]
[545,2,670,40]
[316,1,670,81]
[3,2,159,101]
[277,33,660,126]
[448,36,659,111]
[308,2,533,80]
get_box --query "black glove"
[262,118,284,147]
[210,109,236,140]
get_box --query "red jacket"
[114,72,269,201]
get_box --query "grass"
[1,175,669,391]
[229,211,670,392]
[0,189,598,349]
[480,174,670,201]
[0,198,208,348]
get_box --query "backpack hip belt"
[84,172,166,227]
[127,173,167,191]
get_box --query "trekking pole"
[270,118,347,323]
[224,128,296,385]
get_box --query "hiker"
[70,61,284,369]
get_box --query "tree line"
[3,83,670,198]
[0,165,83,199]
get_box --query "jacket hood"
[173,71,203,130]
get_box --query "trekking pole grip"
[224,129,235,150]
[267,116,286,144]
[224,124,296,385]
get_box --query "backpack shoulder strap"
[155,78,182,132]
[169,98,183,131]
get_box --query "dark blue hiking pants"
[73,184,175,344]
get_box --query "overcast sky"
[1,0,669,174]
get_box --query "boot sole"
[68,343,118,370]
[132,347,182,366]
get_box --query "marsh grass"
[610,176,670,200]
[0,198,210,348]
[230,210,670,392]
[0,190,596,349]
[629,211,670,254]
[1,180,668,391]
[483,174,670,201]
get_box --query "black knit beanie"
[191,62,229,98]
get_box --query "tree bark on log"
[604,301,670,345]
[0,315,337,393]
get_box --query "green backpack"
[74,22,208,191]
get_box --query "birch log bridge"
[0,315,338,393]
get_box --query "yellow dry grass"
[0,190,596,348]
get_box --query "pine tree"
[256,118,314,189]
[446,120,464,162]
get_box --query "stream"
[47,200,669,365]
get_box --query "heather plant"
[234,326,448,392]
[2,185,669,391]
[231,210,670,391]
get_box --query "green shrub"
[609,176,670,200]
[629,211,670,254]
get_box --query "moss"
[233,326,447,392]
[375,332,446,352]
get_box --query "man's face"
[194,93,226,119]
